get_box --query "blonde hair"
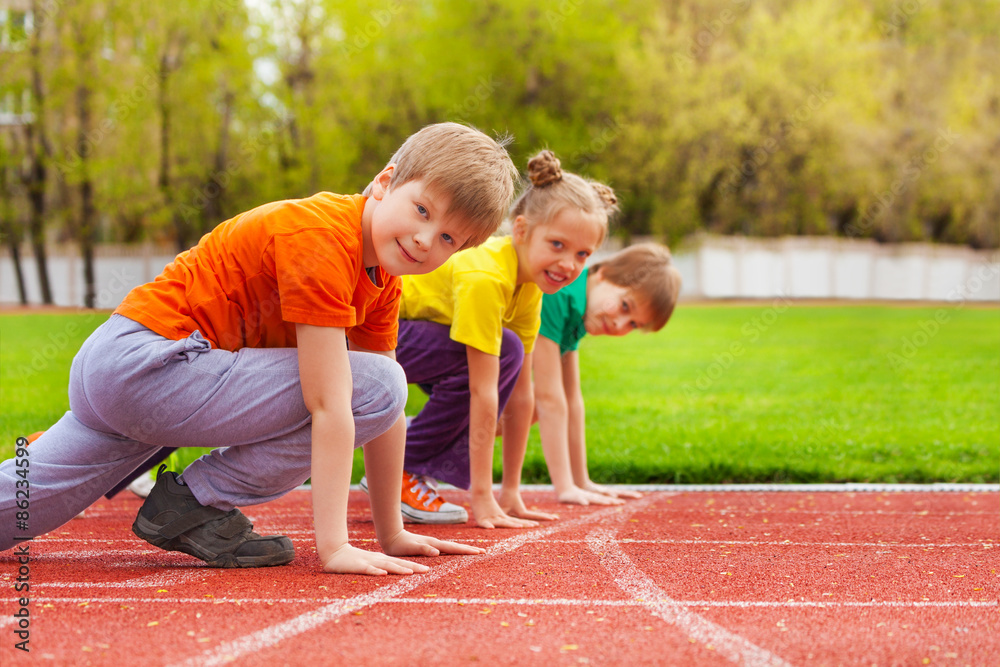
[509,150,617,244]
[589,243,683,332]
[365,122,519,249]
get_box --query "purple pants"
[395,320,525,489]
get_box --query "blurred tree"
[3,0,998,309]
[0,131,27,304]
[63,0,103,308]
[20,0,55,303]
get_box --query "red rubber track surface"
[2,489,997,666]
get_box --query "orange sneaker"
[359,472,468,524]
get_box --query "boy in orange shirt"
[0,123,517,575]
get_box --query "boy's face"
[367,172,472,277]
[584,269,654,336]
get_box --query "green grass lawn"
[2,304,998,484]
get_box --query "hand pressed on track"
[383,530,485,558]
[321,543,429,576]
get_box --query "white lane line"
[30,571,207,589]
[22,537,996,550]
[614,539,994,549]
[174,496,664,667]
[387,597,1000,609]
[361,483,999,493]
[658,507,996,520]
[589,527,793,667]
[569,483,999,493]
[4,596,996,609]
[33,549,158,559]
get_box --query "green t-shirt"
[538,267,589,355]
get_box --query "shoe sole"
[127,476,157,499]
[132,515,295,568]
[360,477,468,524]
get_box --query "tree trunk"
[72,11,98,310]
[25,0,53,304]
[201,87,233,233]
[77,81,97,309]
[25,123,52,305]
[7,242,29,305]
[158,52,189,254]
[0,163,28,305]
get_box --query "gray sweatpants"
[0,314,406,551]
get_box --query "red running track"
[2,488,997,666]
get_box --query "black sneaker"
[131,465,294,568]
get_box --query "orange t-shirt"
[115,193,401,352]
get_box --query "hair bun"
[527,150,562,187]
[591,182,618,211]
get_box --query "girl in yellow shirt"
[373,150,617,528]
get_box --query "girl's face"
[584,268,654,336]
[514,207,605,294]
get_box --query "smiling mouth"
[544,270,567,285]
[397,240,419,263]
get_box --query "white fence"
[675,236,999,302]
[0,243,179,309]
[1,236,999,309]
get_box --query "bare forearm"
[499,374,533,493]
[310,410,356,560]
[566,395,590,486]
[468,389,499,498]
[536,395,575,492]
[363,414,407,546]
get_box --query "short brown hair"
[590,243,683,332]
[366,123,518,249]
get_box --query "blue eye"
[551,240,564,249]
[577,250,590,260]
[417,204,428,216]
[441,233,454,244]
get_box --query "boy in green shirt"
[532,243,682,505]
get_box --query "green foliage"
[2,0,996,256]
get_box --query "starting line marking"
[513,483,1000,493]
[4,595,995,609]
[19,537,995,550]
[27,571,207,589]
[608,539,994,549]
[171,499,663,667]
[589,526,793,667]
[384,597,1000,609]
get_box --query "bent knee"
[354,352,408,414]
[382,358,408,413]
[499,329,525,369]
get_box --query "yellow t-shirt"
[400,236,542,356]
